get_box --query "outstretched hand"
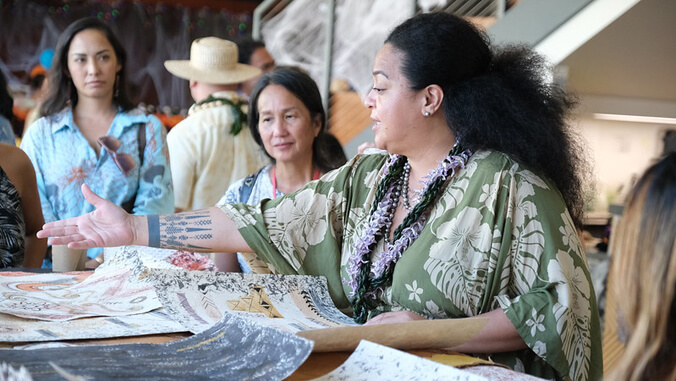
[37,183,138,249]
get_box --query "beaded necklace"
[345,143,472,323]
[190,94,248,136]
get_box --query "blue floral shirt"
[0,116,15,146]
[21,108,174,258]
[222,164,277,272]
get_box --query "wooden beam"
[115,0,261,13]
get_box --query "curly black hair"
[386,12,590,228]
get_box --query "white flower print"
[512,181,536,228]
[510,217,546,296]
[222,204,257,227]
[495,295,513,310]
[506,169,546,296]
[318,165,343,182]
[517,168,550,190]
[559,220,577,248]
[525,309,545,337]
[478,173,500,214]
[362,168,380,188]
[425,207,492,315]
[548,250,593,381]
[384,285,394,304]
[559,212,586,259]
[532,341,547,357]
[461,150,489,178]
[424,300,446,319]
[341,206,367,266]
[429,207,492,263]
[405,280,423,303]
[281,189,328,246]
[263,189,329,270]
[432,177,470,218]
[326,189,345,239]
[549,250,591,318]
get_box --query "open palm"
[37,183,137,249]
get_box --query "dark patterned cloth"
[0,166,24,268]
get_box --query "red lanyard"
[271,166,321,199]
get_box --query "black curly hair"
[386,12,589,228]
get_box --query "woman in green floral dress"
[40,12,602,381]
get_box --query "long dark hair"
[248,66,347,173]
[41,17,133,116]
[386,12,589,228]
[237,37,266,65]
[0,71,13,121]
[611,152,676,381]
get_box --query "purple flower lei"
[345,146,472,298]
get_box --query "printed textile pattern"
[20,108,174,259]
[219,150,603,381]
[0,166,24,268]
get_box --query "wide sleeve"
[218,154,385,309]
[488,164,603,381]
[166,123,194,211]
[19,119,55,223]
[132,115,174,215]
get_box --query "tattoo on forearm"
[157,210,214,251]
[148,214,160,247]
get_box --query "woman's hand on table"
[363,310,426,325]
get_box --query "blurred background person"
[22,52,52,135]
[218,66,347,272]
[0,143,47,268]
[609,152,676,381]
[236,37,276,99]
[21,17,173,268]
[164,37,265,213]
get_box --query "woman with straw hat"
[164,37,266,214]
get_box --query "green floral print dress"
[218,150,603,381]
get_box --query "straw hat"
[164,37,262,85]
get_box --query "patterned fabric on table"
[0,116,15,146]
[219,150,603,381]
[21,107,174,259]
[0,166,25,267]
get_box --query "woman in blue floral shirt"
[21,18,173,267]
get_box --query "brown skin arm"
[0,144,47,267]
[213,252,242,272]
[364,309,527,353]
[39,183,251,254]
